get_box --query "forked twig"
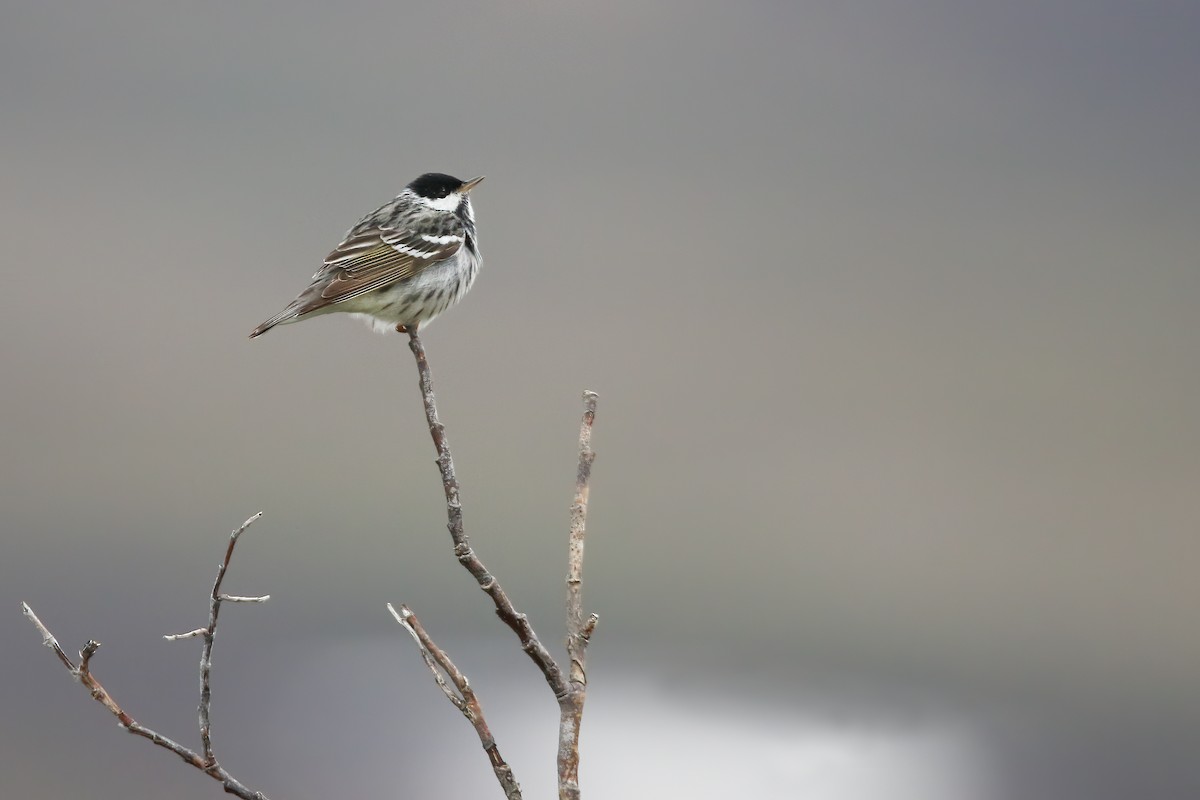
[401,330,600,800]
[165,512,269,763]
[23,513,270,800]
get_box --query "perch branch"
[389,603,522,800]
[402,330,601,800]
[405,330,568,698]
[23,512,270,800]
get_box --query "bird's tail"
[248,307,300,339]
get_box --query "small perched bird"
[250,172,484,338]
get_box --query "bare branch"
[558,392,599,800]
[565,390,599,687]
[198,512,266,764]
[389,603,522,800]
[403,330,604,800]
[405,330,569,698]
[390,604,466,711]
[22,512,270,800]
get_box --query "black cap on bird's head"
[407,172,485,199]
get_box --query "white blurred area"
[582,681,991,800]
[259,639,993,800]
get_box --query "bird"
[250,172,484,339]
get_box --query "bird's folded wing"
[315,227,464,304]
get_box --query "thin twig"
[163,628,209,642]
[219,594,271,603]
[169,511,265,764]
[405,330,569,698]
[557,392,599,800]
[21,512,270,800]
[389,603,522,800]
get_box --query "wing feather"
[307,226,464,308]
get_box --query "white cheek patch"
[418,192,463,212]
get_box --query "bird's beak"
[461,176,485,193]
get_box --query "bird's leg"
[395,323,418,334]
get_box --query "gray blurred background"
[3,2,1198,798]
